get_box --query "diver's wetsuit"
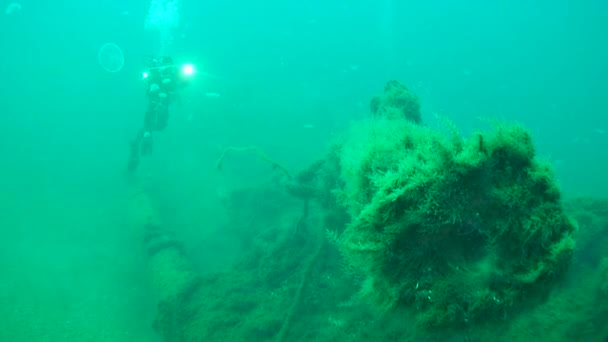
[127,57,180,173]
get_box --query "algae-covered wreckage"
[127,81,608,341]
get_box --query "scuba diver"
[127,56,194,173]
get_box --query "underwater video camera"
[142,56,195,94]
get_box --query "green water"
[1,0,607,341]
